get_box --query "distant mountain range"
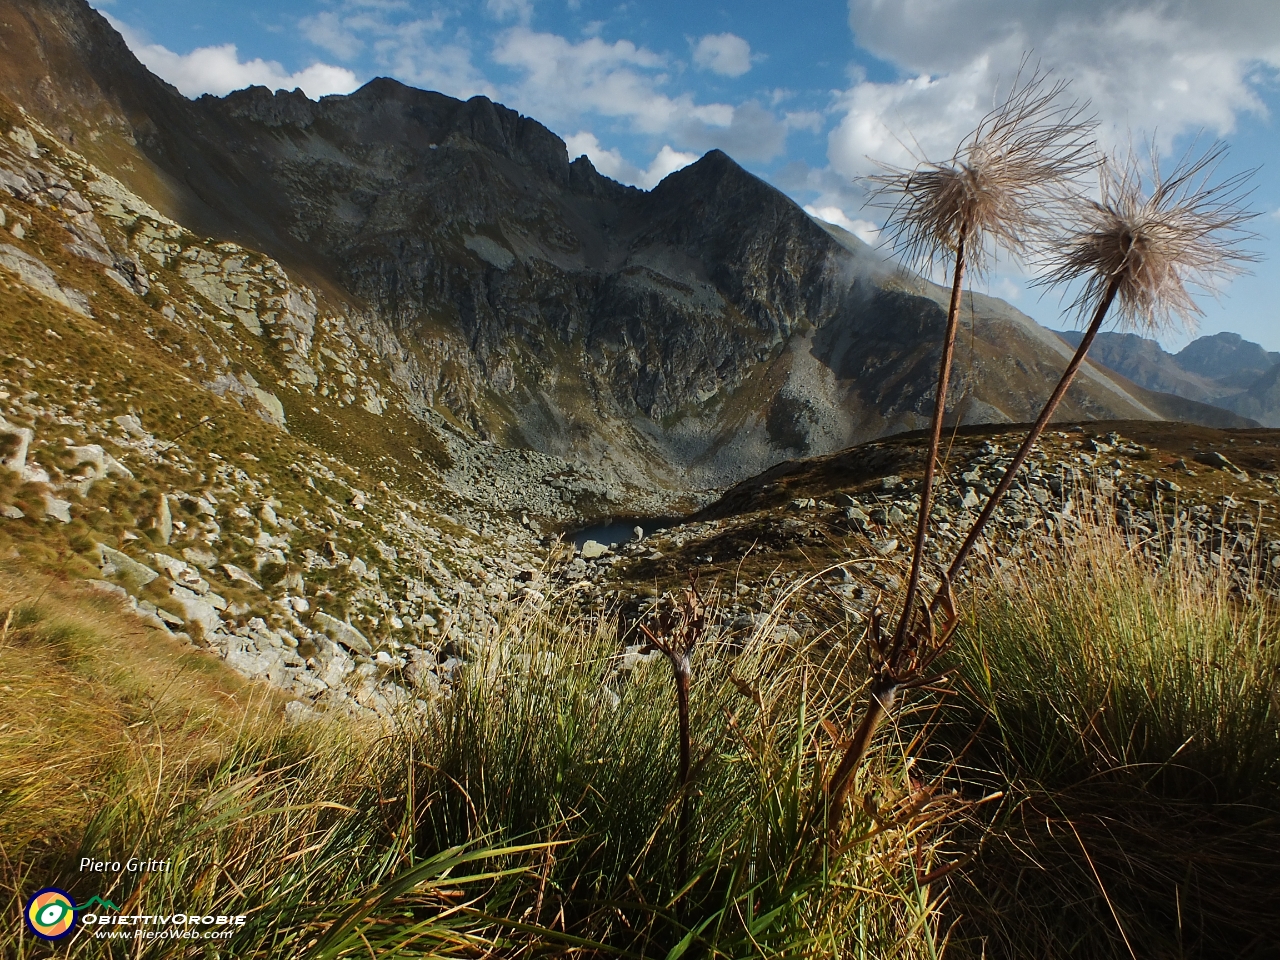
[1056,330,1280,427]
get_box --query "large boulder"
[95,544,160,586]
[167,585,222,636]
[313,611,372,656]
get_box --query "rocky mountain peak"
[1176,331,1279,381]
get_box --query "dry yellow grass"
[0,565,282,856]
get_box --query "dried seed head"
[867,64,1095,278]
[1044,142,1260,334]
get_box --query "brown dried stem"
[824,66,1095,838]
[873,65,1095,658]
[638,582,706,894]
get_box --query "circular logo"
[25,888,77,940]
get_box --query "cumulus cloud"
[297,5,496,101]
[803,205,881,245]
[641,145,699,187]
[692,33,753,77]
[564,132,697,188]
[107,16,358,99]
[564,130,635,180]
[493,29,790,161]
[830,0,1280,181]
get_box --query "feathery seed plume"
[1043,141,1260,335]
[867,65,1095,278]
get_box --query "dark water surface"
[569,517,681,550]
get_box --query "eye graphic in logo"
[25,888,77,940]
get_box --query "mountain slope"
[0,0,1254,493]
[1058,329,1280,426]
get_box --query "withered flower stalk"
[824,67,1094,829]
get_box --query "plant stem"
[823,227,967,838]
[821,676,898,833]
[939,275,1123,592]
[891,225,968,659]
[674,656,692,903]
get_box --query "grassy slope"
[6,504,1276,958]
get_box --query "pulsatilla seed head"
[1044,141,1260,334]
[867,64,1096,278]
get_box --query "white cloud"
[640,145,699,188]
[300,11,367,61]
[373,29,497,101]
[783,110,823,133]
[297,5,496,102]
[829,0,1280,183]
[492,29,694,131]
[803,205,881,245]
[692,33,753,77]
[107,16,358,99]
[565,130,637,180]
[564,133,697,189]
[492,28,791,161]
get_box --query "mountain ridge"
[1057,329,1280,426]
[0,0,1257,495]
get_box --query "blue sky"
[94,0,1280,353]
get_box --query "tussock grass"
[939,510,1280,958]
[6,510,1276,957]
[1,570,947,957]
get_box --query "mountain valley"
[0,0,1274,724]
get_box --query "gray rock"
[0,243,91,315]
[283,700,318,724]
[183,547,220,569]
[313,610,373,656]
[221,562,263,590]
[156,494,173,545]
[1,505,23,520]
[42,494,72,523]
[0,416,34,476]
[252,389,287,429]
[151,553,209,593]
[1199,450,1248,479]
[113,415,148,438]
[580,539,609,559]
[168,585,222,636]
[67,444,132,482]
